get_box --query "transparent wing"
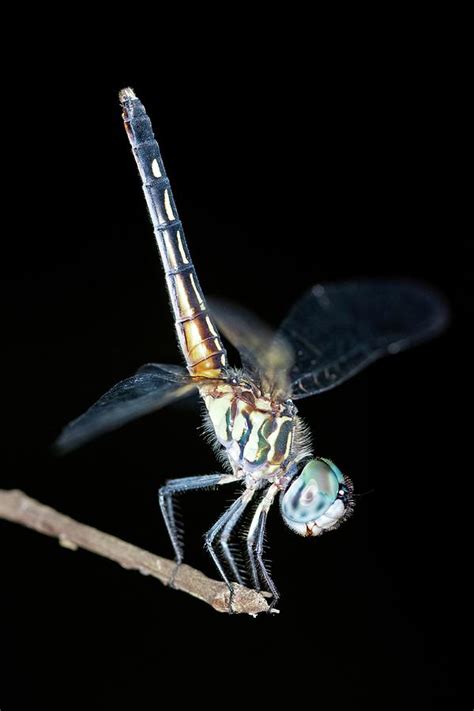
[279,280,449,399]
[55,363,196,453]
[136,362,191,381]
[208,297,294,397]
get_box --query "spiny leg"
[205,489,255,607]
[159,474,238,569]
[247,484,280,610]
[252,511,280,607]
[219,490,256,586]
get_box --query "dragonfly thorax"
[200,380,300,480]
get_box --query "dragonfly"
[56,88,448,611]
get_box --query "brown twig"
[0,489,269,615]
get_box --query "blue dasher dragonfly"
[56,88,448,611]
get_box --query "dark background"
[0,38,468,710]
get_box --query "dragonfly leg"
[159,474,238,582]
[246,484,280,611]
[219,492,255,586]
[204,489,255,611]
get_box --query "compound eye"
[281,458,351,536]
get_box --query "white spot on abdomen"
[163,232,178,269]
[152,159,162,177]
[164,189,175,220]
[176,231,189,264]
[189,273,204,309]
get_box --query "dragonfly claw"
[168,561,182,588]
[227,583,237,614]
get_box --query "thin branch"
[0,489,269,615]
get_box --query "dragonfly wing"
[136,362,191,382]
[208,297,294,397]
[55,367,196,453]
[279,280,449,399]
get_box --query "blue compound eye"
[282,458,340,521]
[281,458,351,536]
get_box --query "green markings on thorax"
[203,385,294,472]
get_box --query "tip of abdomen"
[119,87,137,103]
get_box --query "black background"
[0,34,468,710]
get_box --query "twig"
[0,489,269,615]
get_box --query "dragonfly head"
[280,458,353,536]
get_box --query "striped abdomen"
[119,89,227,379]
[202,385,295,477]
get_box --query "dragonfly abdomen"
[119,88,227,379]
